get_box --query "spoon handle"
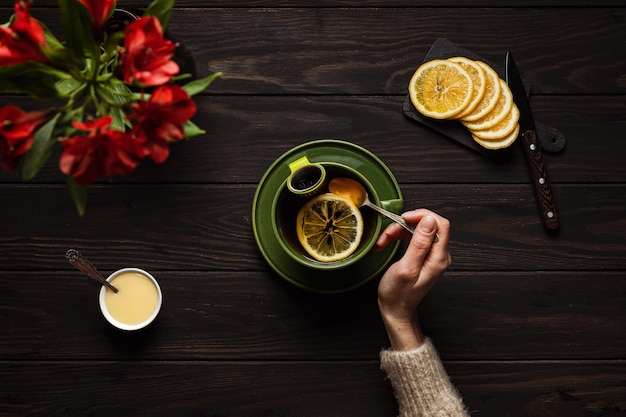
[66,249,118,293]
[364,202,415,233]
[364,202,440,242]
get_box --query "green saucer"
[252,140,403,293]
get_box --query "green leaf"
[21,114,61,181]
[56,107,84,137]
[97,80,133,128]
[58,0,98,61]
[107,80,134,105]
[144,0,175,29]
[182,72,222,97]
[55,77,83,97]
[102,30,126,57]
[0,63,69,99]
[109,107,128,131]
[66,176,88,217]
[182,120,206,138]
[38,19,64,50]
[42,45,77,70]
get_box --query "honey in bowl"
[99,268,162,331]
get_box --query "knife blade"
[505,51,560,231]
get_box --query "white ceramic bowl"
[99,268,162,331]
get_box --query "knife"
[505,51,560,231]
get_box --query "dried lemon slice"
[460,61,501,122]
[408,59,473,119]
[409,56,519,150]
[472,123,520,150]
[471,102,520,140]
[448,57,487,119]
[296,194,363,262]
[463,79,514,131]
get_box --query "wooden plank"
[453,361,626,417]
[0,360,623,417]
[0,270,623,360]
[420,272,626,360]
[0,95,624,184]
[0,361,396,417]
[23,1,626,9]
[0,8,623,95]
[0,184,624,271]
[166,8,626,95]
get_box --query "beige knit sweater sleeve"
[380,338,469,417]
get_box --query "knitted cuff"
[380,338,468,417]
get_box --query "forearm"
[381,315,424,351]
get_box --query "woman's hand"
[374,209,451,351]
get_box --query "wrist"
[382,315,424,351]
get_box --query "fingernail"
[419,215,436,234]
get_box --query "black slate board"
[403,38,565,157]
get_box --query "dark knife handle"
[521,129,559,231]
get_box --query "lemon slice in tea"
[296,193,364,262]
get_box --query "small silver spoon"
[66,249,118,293]
[328,177,438,241]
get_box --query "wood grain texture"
[21,0,626,6]
[0,184,624,271]
[1,8,624,95]
[0,271,624,360]
[0,361,624,417]
[519,130,560,231]
[0,95,625,185]
[0,2,624,416]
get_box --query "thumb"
[417,215,437,235]
[401,215,438,265]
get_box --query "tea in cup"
[99,268,162,331]
[273,162,385,270]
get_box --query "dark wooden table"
[1,1,625,416]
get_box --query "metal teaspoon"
[328,177,439,241]
[66,249,118,293]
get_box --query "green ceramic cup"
[272,162,391,270]
[252,139,405,292]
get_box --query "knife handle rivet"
[539,177,546,185]
[547,211,554,219]
[530,143,537,151]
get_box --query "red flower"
[77,0,116,39]
[60,116,144,186]
[0,105,49,172]
[119,16,179,87]
[127,84,196,163]
[0,0,50,66]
